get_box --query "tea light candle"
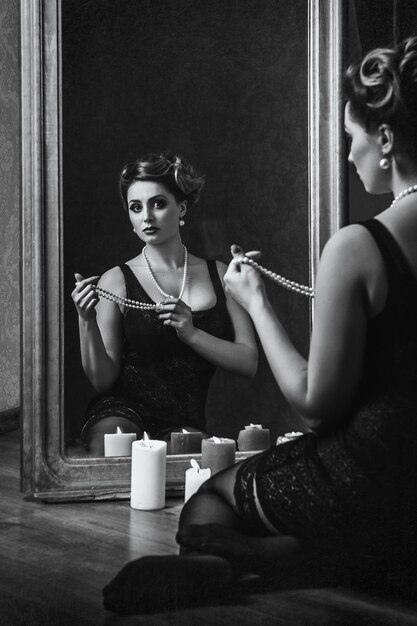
[170,429,203,454]
[184,459,211,502]
[237,424,270,451]
[130,433,167,510]
[104,426,137,457]
[276,431,303,445]
[201,436,236,475]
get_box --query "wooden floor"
[1,429,417,625]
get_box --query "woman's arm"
[72,268,125,392]
[224,226,373,433]
[157,261,258,377]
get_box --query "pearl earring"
[379,157,391,170]
[133,228,136,232]
[179,219,185,227]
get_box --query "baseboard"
[0,407,20,434]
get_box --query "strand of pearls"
[240,256,315,298]
[143,245,188,300]
[94,286,159,310]
[389,184,417,208]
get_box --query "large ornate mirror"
[21,0,345,501]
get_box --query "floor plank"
[1,429,417,625]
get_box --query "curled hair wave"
[119,152,205,212]
[345,36,417,160]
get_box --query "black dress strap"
[206,259,226,302]
[360,219,416,287]
[119,264,153,302]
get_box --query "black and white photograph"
[1,0,417,623]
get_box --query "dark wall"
[63,0,310,443]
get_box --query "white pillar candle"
[130,435,167,510]
[170,429,203,454]
[237,424,270,451]
[104,427,137,457]
[201,436,236,475]
[184,459,211,502]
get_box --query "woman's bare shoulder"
[98,265,126,295]
[319,222,385,292]
[322,223,377,261]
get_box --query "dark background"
[62,0,310,444]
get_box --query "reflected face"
[344,102,388,194]
[127,180,185,245]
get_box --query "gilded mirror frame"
[21,0,346,501]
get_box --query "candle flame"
[190,458,200,471]
[143,431,150,441]
[212,436,221,444]
[182,428,189,433]
[116,426,122,434]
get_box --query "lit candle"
[170,429,203,455]
[130,433,167,510]
[184,459,211,502]
[276,431,303,445]
[237,423,270,451]
[201,436,236,475]
[104,426,137,457]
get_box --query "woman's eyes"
[128,199,167,212]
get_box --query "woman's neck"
[142,238,185,269]
[391,162,417,198]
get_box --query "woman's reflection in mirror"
[103,37,417,613]
[71,152,258,456]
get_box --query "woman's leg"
[177,462,306,575]
[103,463,247,615]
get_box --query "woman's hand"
[223,245,266,313]
[72,272,100,321]
[156,298,195,342]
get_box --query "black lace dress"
[235,219,417,588]
[81,260,234,440]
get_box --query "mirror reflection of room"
[63,0,310,457]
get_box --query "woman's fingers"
[245,250,261,260]
[78,290,99,309]
[230,245,261,261]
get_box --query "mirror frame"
[21,0,346,501]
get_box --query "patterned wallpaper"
[0,1,20,412]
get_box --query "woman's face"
[344,102,390,195]
[127,180,186,245]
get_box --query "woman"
[72,153,258,455]
[103,37,417,614]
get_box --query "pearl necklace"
[94,246,188,311]
[240,256,315,298]
[143,245,188,300]
[95,285,158,310]
[389,184,417,208]
[238,184,417,298]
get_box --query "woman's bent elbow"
[243,353,258,377]
[85,370,117,394]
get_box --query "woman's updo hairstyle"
[345,36,417,161]
[119,152,206,212]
